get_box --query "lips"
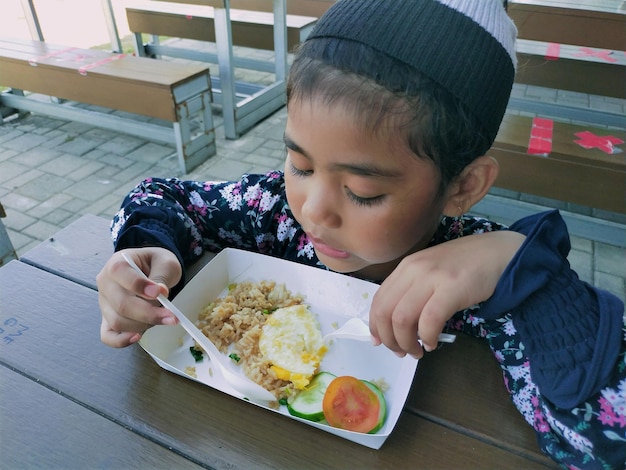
[308,234,350,259]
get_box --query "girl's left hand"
[368,231,525,358]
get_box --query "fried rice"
[195,280,305,399]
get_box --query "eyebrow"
[283,134,403,179]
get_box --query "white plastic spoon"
[323,317,456,345]
[122,253,276,403]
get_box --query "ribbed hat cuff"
[308,0,516,143]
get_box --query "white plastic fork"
[122,253,277,403]
[323,317,456,345]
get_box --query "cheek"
[362,214,411,250]
[359,203,441,256]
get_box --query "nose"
[300,180,341,229]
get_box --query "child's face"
[284,98,449,280]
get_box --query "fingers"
[369,257,456,358]
[107,250,173,301]
[370,282,460,358]
[369,274,428,358]
[97,248,183,347]
[100,317,141,348]
[370,301,425,359]
[98,282,172,332]
[417,290,464,352]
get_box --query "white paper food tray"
[140,248,418,449]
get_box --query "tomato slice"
[322,376,380,433]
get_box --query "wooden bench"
[498,1,626,214]
[508,0,626,98]
[126,1,318,139]
[221,0,336,17]
[491,113,626,214]
[507,0,626,51]
[0,37,216,174]
[515,39,626,99]
[127,1,318,60]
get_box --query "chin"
[316,252,364,274]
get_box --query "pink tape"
[545,43,560,61]
[574,47,618,63]
[78,54,127,76]
[574,131,624,155]
[28,47,78,66]
[528,117,554,156]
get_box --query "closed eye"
[288,161,312,177]
[285,137,386,207]
[345,188,385,207]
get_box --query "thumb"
[144,250,183,295]
[140,280,169,300]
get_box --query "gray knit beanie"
[307,0,517,144]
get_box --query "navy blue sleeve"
[480,210,624,408]
[113,206,193,296]
[109,173,321,294]
[114,206,189,264]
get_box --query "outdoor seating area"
[1,0,625,468]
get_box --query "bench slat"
[0,38,209,87]
[1,60,183,122]
[0,38,211,122]
[497,114,626,170]
[133,1,317,26]
[517,39,626,66]
[508,0,626,50]
[516,40,626,99]
[492,114,626,213]
[150,0,336,17]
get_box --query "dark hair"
[286,37,493,193]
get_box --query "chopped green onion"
[189,346,204,362]
[229,353,241,363]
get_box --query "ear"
[442,155,499,217]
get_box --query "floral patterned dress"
[112,172,626,468]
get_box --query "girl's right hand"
[368,230,526,358]
[97,247,183,348]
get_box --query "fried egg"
[259,304,327,389]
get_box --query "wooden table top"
[1,215,558,468]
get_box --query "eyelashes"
[345,190,384,207]
[288,162,311,178]
[288,161,384,207]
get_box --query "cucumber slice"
[287,372,336,421]
[362,380,387,434]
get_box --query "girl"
[97,0,625,467]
